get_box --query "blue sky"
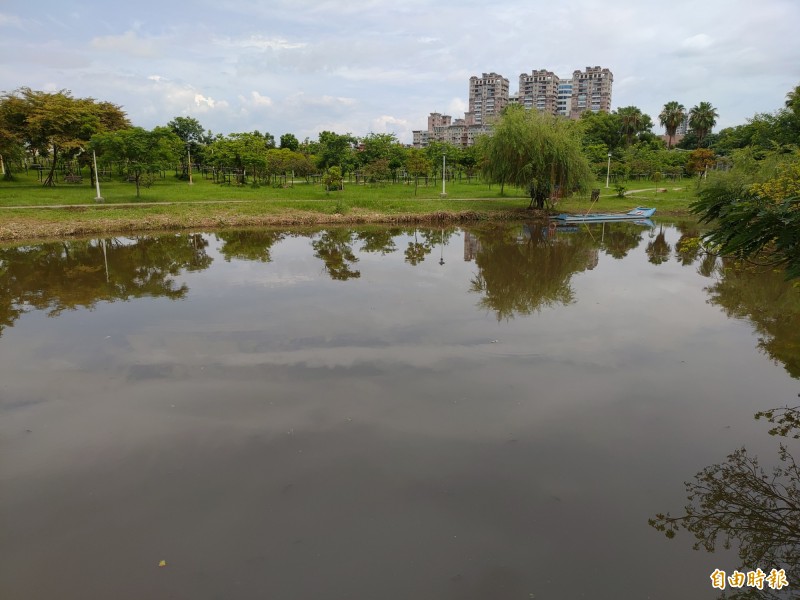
[1,0,798,143]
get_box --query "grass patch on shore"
[0,170,699,241]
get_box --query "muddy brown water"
[1,222,798,599]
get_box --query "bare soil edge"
[0,208,534,243]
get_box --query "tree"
[167,116,205,146]
[685,148,717,176]
[659,101,686,149]
[91,127,183,197]
[691,149,800,279]
[579,109,623,150]
[321,166,343,192]
[279,133,299,151]
[358,132,399,166]
[404,149,430,195]
[317,131,356,172]
[0,88,129,186]
[479,104,593,208]
[361,158,391,183]
[616,106,653,147]
[205,132,273,182]
[688,102,719,147]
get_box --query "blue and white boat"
[552,207,656,223]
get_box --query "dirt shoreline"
[0,208,534,243]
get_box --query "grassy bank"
[0,170,699,241]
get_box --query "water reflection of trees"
[600,223,646,259]
[467,222,600,320]
[645,225,672,265]
[706,262,800,379]
[0,234,212,336]
[651,406,800,600]
[311,229,361,280]
[216,230,287,263]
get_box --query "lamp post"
[187,147,193,185]
[605,152,612,189]
[92,150,104,203]
[440,153,447,198]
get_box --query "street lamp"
[187,147,194,185]
[440,153,447,198]
[605,152,612,189]
[92,150,104,203]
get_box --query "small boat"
[552,207,656,222]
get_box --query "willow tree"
[478,105,593,209]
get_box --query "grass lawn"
[0,169,699,241]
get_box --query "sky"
[1,0,798,144]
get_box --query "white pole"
[93,150,104,202]
[187,148,193,185]
[605,152,612,189]
[441,153,447,197]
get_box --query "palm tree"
[617,106,644,146]
[659,101,686,149]
[688,102,719,147]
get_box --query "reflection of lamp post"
[440,153,447,198]
[439,227,445,266]
[605,152,612,188]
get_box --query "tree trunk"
[43,146,58,186]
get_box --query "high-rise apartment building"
[568,66,613,119]
[412,67,612,149]
[518,66,613,118]
[518,69,559,114]
[468,72,510,125]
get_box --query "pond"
[1,221,799,600]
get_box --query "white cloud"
[91,30,162,58]
[1,0,798,139]
[213,35,307,51]
[248,91,273,107]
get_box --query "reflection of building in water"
[463,231,482,261]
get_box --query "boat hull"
[552,207,656,223]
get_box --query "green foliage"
[279,133,300,152]
[167,116,206,145]
[0,87,129,186]
[616,106,654,147]
[322,166,343,192]
[579,110,623,150]
[688,102,719,147]
[405,149,430,177]
[692,155,800,278]
[659,101,686,149]
[479,105,593,208]
[317,131,356,172]
[361,158,391,183]
[358,133,400,167]
[91,126,183,197]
